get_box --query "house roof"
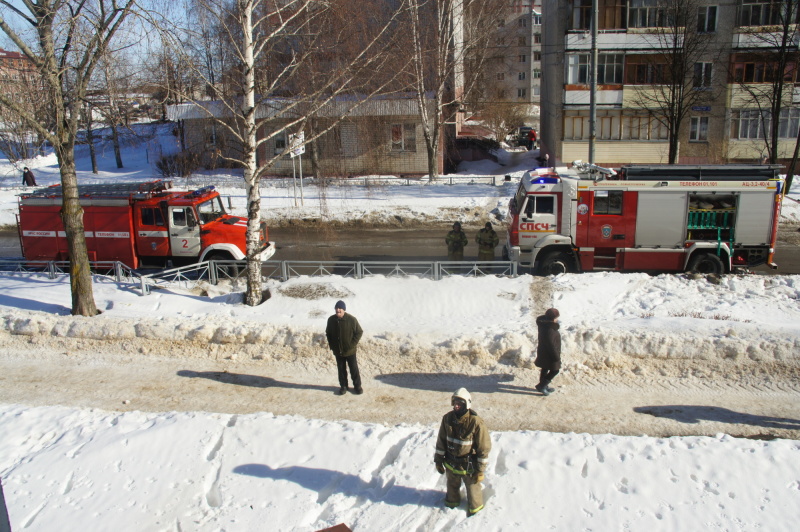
[167,94,433,121]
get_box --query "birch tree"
[159,0,408,306]
[0,0,138,316]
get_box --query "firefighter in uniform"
[445,222,468,261]
[434,388,491,516]
[475,222,499,261]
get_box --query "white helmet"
[451,388,472,410]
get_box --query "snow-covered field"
[1,125,799,531]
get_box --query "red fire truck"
[503,163,784,275]
[17,181,275,268]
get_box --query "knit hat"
[335,300,346,310]
[545,308,560,320]
[485,222,492,229]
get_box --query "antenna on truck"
[571,160,616,181]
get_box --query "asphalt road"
[2,225,799,274]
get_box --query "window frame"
[690,116,710,141]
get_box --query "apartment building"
[540,0,800,168]
[486,1,542,109]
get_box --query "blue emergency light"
[529,177,559,185]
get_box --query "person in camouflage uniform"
[475,222,499,260]
[445,222,468,261]
[434,388,491,516]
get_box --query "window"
[567,54,590,84]
[534,34,542,44]
[572,0,591,30]
[628,0,668,28]
[734,110,764,139]
[497,72,505,81]
[733,60,796,83]
[533,69,542,79]
[597,54,624,84]
[626,61,666,84]
[739,1,799,27]
[519,18,527,27]
[274,131,287,155]
[690,117,709,141]
[498,89,506,99]
[593,191,623,215]
[172,208,187,227]
[519,55,527,63]
[519,71,526,80]
[533,13,542,25]
[141,207,165,227]
[733,109,800,139]
[518,36,526,46]
[533,52,541,62]
[693,62,713,88]
[697,5,717,32]
[197,197,226,224]
[524,196,555,217]
[390,123,416,152]
[518,88,527,98]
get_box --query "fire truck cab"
[17,181,275,268]
[504,163,784,275]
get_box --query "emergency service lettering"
[520,222,552,231]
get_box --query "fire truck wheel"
[207,252,238,279]
[687,252,725,275]
[537,251,574,276]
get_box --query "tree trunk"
[112,123,123,168]
[56,149,98,316]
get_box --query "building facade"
[540,0,800,169]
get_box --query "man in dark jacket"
[325,300,364,395]
[535,308,561,395]
[22,167,37,186]
[434,388,491,516]
[445,222,468,261]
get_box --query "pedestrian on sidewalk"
[325,300,364,395]
[434,388,491,517]
[22,166,37,186]
[535,308,562,395]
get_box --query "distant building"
[167,95,440,177]
[540,0,800,169]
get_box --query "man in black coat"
[534,307,561,395]
[325,300,364,395]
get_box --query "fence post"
[210,261,218,285]
[48,261,56,279]
[227,196,233,210]
[114,262,123,282]
[281,261,288,282]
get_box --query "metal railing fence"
[0,258,518,296]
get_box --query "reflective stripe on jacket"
[434,409,491,475]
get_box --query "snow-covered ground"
[1,124,799,531]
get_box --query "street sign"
[289,132,305,158]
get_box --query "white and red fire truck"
[504,163,784,275]
[16,180,275,268]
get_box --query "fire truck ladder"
[687,208,735,256]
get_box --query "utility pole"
[588,0,598,164]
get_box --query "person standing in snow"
[434,388,491,517]
[475,222,499,261]
[527,128,537,150]
[535,308,562,395]
[445,222,468,261]
[325,300,364,396]
[22,167,37,186]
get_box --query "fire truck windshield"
[197,196,226,224]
